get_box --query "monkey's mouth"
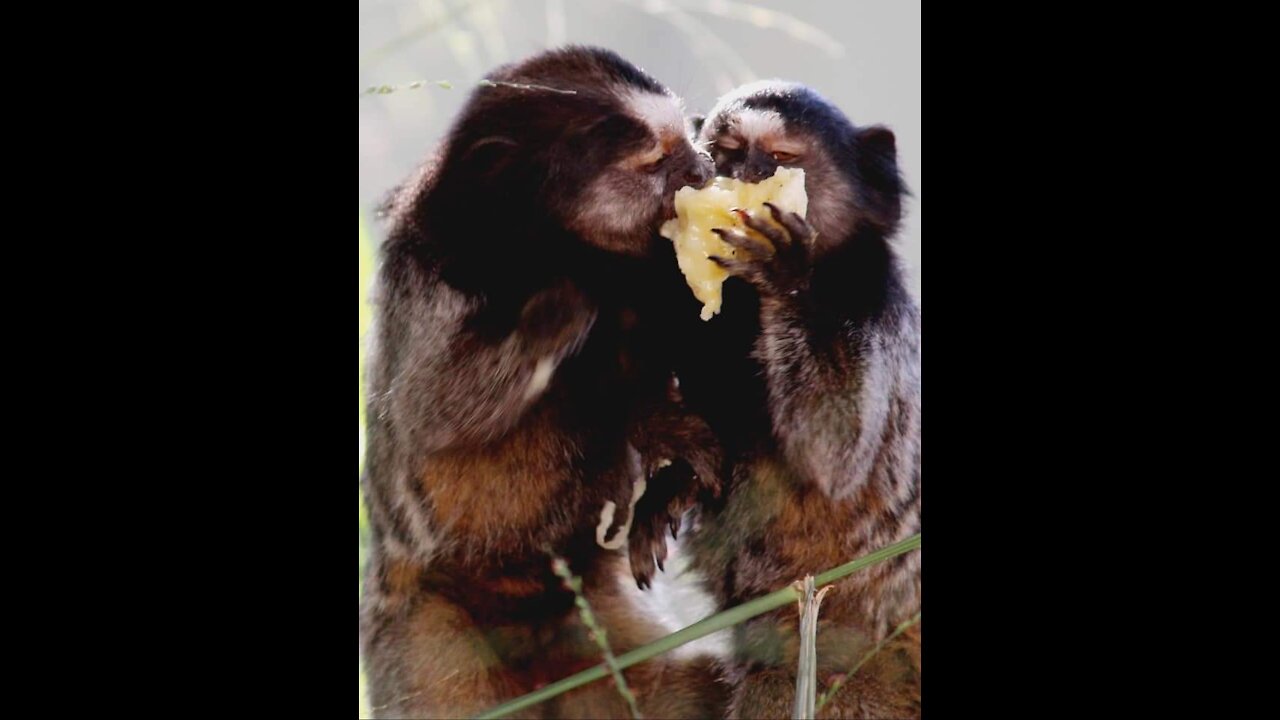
[660,195,679,222]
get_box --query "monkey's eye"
[639,155,668,173]
[770,151,799,164]
[715,138,742,152]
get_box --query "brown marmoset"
[642,81,922,719]
[359,46,727,719]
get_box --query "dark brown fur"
[360,47,725,718]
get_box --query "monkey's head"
[432,46,712,260]
[696,81,907,254]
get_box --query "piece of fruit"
[659,166,807,320]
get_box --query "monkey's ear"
[374,184,400,220]
[689,114,706,136]
[857,125,896,159]
[855,125,906,227]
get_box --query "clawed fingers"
[712,226,774,259]
[629,514,668,590]
[709,254,769,287]
[735,207,789,250]
[762,203,814,245]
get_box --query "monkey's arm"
[710,206,920,501]
[625,386,722,588]
[756,296,919,501]
[380,262,597,453]
[611,306,723,587]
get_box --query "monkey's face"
[701,109,808,186]
[561,90,713,257]
[699,104,862,250]
[695,75,918,256]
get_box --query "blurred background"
[358,1,920,715]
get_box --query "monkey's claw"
[712,206,816,298]
[713,226,774,260]
[627,455,719,588]
[629,505,670,590]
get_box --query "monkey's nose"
[684,158,712,188]
[744,162,776,183]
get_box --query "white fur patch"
[595,476,646,550]
[733,108,786,141]
[624,89,686,138]
[523,355,556,399]
[596,446,648,550]
[595,500,619,546]
[619,531,732,661]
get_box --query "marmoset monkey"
[648,80,922,719]
[360,46,727,719]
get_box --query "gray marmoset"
[359,46,727,719]
[643,80,922,719]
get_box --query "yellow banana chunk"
[659,166,807,320]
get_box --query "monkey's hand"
[708,203,816,300]
[627,411,722,589]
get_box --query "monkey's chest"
[422,345,646,566]
[673,281,773,448]
[555,307,660,418]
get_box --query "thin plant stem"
[550,555,642,719]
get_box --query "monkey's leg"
[545,578,729,719]
[726,666,798,720]
[362,591,535,720]
[726,615,920,720]
[545,653,727,720]
[728,658,919,720]
[810,623,920,720]
[635,653,731,719]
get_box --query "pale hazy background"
[359,0,921,297]
[358,2,920,713]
